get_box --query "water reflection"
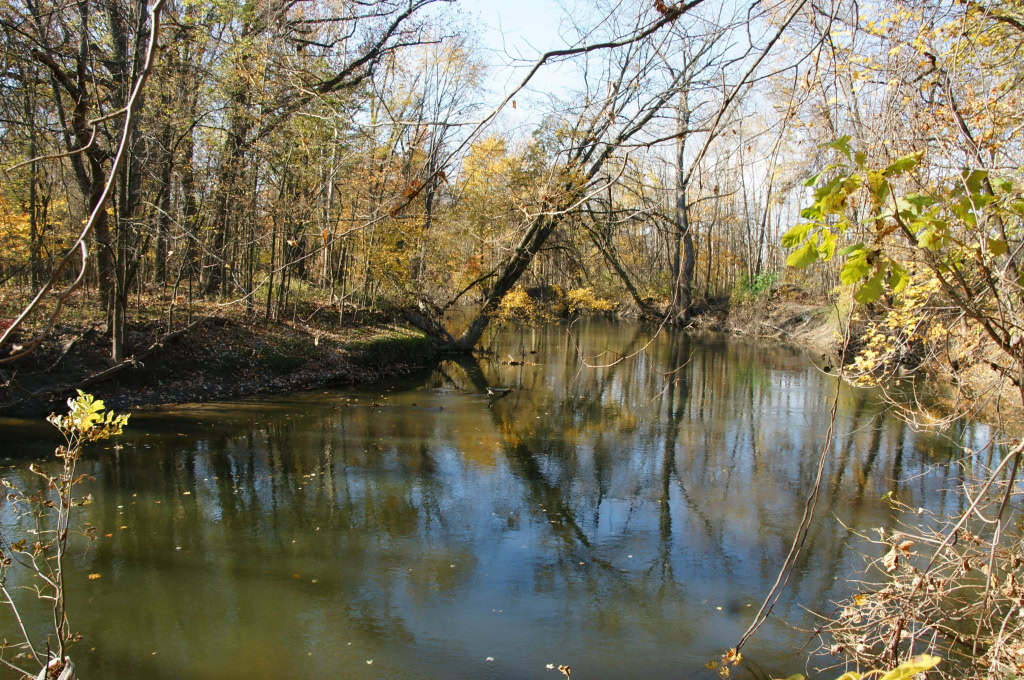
[0,320,993,679]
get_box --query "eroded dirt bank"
[0,314,438,417]
[688,292,1022,432]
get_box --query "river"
[0,319,994,678]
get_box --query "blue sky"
[456,0,585,127]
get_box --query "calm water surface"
[0,321,994,679]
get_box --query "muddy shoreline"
[0,315,440,418]
[3,297,1018,432]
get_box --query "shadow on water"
[0,319,994,679]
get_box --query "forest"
[0,0,1020,382]
[0,0,1023,677]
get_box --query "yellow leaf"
[88,573,101,580]
[878,655,941,680]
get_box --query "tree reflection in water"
[0,320,991,679]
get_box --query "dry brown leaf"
[883,546,899,573]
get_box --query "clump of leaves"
[730,272,779,304]
[706,647,744,678]
[784,137,1024,417]
[495,286,549,327]
[1,391,128,677]
[783,137,1020,308]
[781,654,940,680]
[564,287,615,315]
[48,390,130,450]
[848,275,943,384]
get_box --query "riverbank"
[693,289,1022,432]
[4,288,1018,428]
[687,289,845,359]
[0,310,438,417]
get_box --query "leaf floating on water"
[486,657,494,662]
[546,664,555,670]
[88,573,101,580]
[558,665,571,678]
[705,660,719,670]
[366,660,373,665]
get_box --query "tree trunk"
[673,98,695,323]
[450,214,560,351]
[154,114,173,284]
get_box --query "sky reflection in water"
[0,321,993,679]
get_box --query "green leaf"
[988,238,1008,256]
[917,227,943,251]
[781,223,812,248]
[962,169,988,194]
[881,151,923,177]
[814,175,844,202]
[854,151,867,168]
[803,171,824,187]
[878,654,940,680]
[825,135,853,160]
[991,176,1012,193]
[842,175,864,193]
[887,262,910,293]
[895,197,918,215]
[970,193,996,209]
[786,239,819,269]
[801,204,823,220]
[855,269,885,304]
[839,242,866,256]
[955,197,978,226]
[840,252,871,285]
[818,229,837,261]
[870,177,891,206]
[904,193,933,208]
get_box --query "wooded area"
[1,0,1020,380]
[1,0,1023,676]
